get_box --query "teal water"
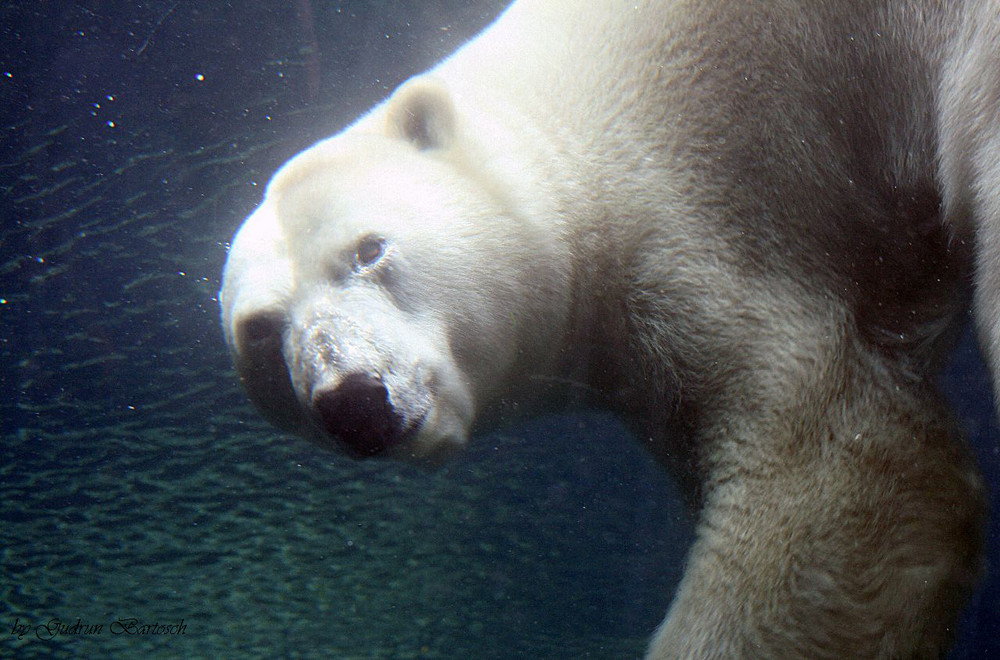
[1,2,996,658]
[3,405,692,658]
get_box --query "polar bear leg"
[646,348,984,659]
[973,143,1000,416]
[939,4,1000,419]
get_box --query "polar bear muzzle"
[230,299,445,461]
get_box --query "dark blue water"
[2,2,997,658]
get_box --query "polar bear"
[220,1,998,657]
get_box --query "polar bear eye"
[354,235,386,269]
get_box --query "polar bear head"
[220,78,571,464]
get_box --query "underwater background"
[1,2,997,658]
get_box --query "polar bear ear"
[385,77,456,151]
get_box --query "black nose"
[311,374,405,458]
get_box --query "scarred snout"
[225,302,472,465]
[232,309,414,458]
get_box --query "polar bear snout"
[219,280,478,464]
[230,302,440,460]
[310,373,415,459]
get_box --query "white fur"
[221,1,997,656]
